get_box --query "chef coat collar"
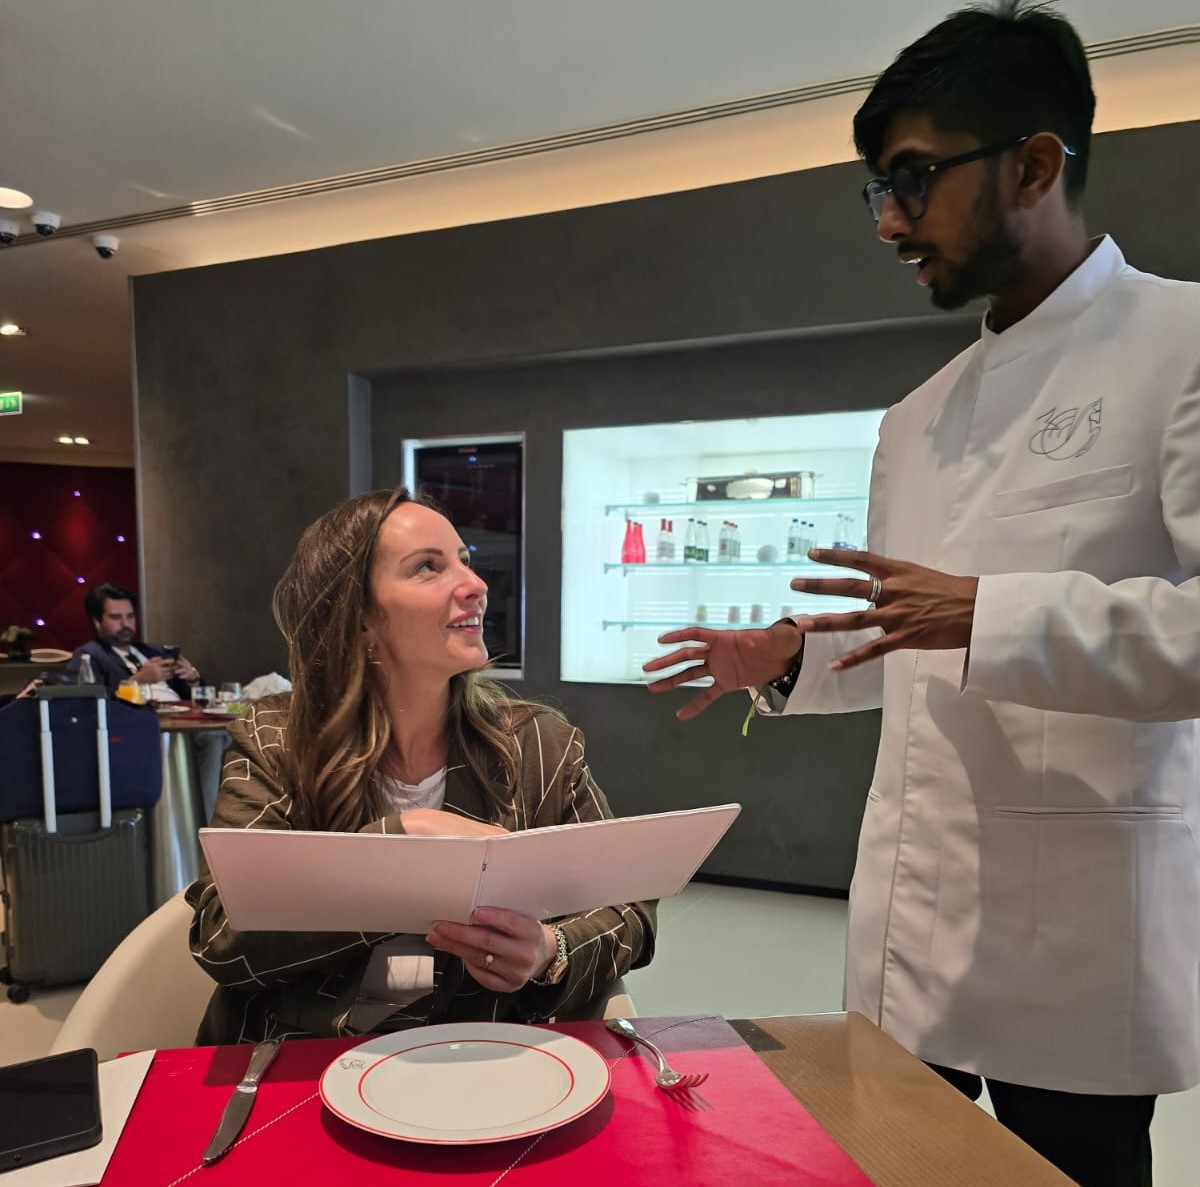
[978,235,1124,370]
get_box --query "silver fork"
[606,1018,709,1091]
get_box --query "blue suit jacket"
[67,639,194,699]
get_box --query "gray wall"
[132,119,1200,889]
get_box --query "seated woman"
[187,488,655,1043]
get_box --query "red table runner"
[102,1016,874,1187]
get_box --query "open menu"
[198,804,740,933]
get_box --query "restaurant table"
[101,1012,1075,1187]
[150,712,236,905]
[735,1013,1075,1187]
[0,657,69,696]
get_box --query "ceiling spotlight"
[73,436,89,445]
[56,435,73,444]
[0,323,25,336]
[31,211,61,236]
[0,187,33,208]
[91,233,118,260]
[0,220,19,247]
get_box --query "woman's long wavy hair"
[272,488,537,832]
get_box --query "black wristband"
[766,618,805,700]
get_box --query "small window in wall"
[403,435,525,677]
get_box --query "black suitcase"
[0,686,155,1002]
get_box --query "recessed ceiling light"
[0,323,26,336]
[0,187,33,209]
[73,436,90,445]
[56,435,74,444]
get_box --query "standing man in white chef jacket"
[645,6,1200,1187]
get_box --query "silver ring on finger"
[483,952,494,968]
[867,576,882,605]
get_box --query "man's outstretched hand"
[642,619,803,721]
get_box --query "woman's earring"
[367,644,381,666]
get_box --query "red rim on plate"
[319,1023,611,1144]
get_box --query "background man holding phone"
[68,582,198,701]
[68,581,229,820]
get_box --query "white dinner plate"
[319,1023,611,1144]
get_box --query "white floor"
[2,881,1198,1185]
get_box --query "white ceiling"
[2,0,1198,464]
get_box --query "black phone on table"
[0,1047,102,1173]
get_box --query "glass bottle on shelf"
[717,521,731,563]
[656,518,675,562]
[730,522,741,560]
[684,517,697,563]
[697,520,710,562]
[832,514,855,550]
[624,516,643,561]
[632,520,646,563]
[786,518,804,563]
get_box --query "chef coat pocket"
[990,463,1133,518]
[977,805,1196,1013]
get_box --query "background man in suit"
[69,582,199,699]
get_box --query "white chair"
[49,891,214,1061]
[555,978,636,1021]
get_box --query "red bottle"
[621,519,637,564]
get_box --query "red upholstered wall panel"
[0,463,138,651]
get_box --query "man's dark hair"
[85,582,138,622]
[853,2,1095,206]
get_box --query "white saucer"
[319,1022,610,1144]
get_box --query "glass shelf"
[602,620,749,631]
[602,560,834,573]
[605,495,867,516]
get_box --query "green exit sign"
[0,391,21,415]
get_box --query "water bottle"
[786,518,804,563]
[832,513,854,550]
[717,522,731,563]
[697,520,710,563]
[684,518,697,563]
[731,522,741,561]
[78,653,96,684]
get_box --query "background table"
[152,714,235,904]
[741,1012,1075,1187]
[0,657,69,696]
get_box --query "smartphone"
[0,1048,102,1172]
[161,645,181,661]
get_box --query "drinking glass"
[192,684,216,710]
[219,682,242,707]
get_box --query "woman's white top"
[357,768,448,1010]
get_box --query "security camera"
[0,220,18,247]
[91,233,119,260]
[31,211,61,236]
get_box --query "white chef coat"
[778,236,1200,1095]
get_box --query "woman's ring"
[867,576,882,604]
[483,952,495,968]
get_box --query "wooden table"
[738,1013,1075,1187]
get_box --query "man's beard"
[929,183,1022,311]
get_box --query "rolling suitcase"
[0,686,155,1003]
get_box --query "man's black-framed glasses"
[862,134,1076,223]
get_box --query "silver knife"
[201,1039,282,1166]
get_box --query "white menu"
[199,804,740,933]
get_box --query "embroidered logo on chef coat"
[1028,398,1102,460]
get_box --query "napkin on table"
[9,1050,154,1187]
[240,672,292,701]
